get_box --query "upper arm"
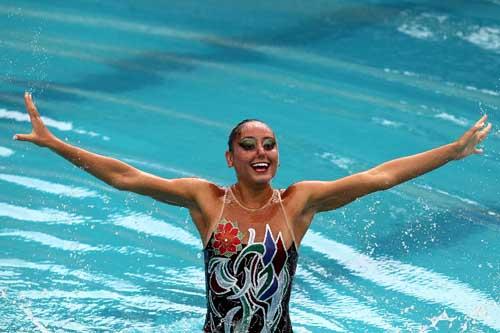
[114,169,214,209]
[296,170,392,213]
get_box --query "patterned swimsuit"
[202,187,298,333]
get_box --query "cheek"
[233,154,252,167]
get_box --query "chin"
[236,167,277,185]
[254,178,272,185]
[253,173,276,184]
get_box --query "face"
[225,121,279,185]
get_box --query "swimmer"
[14,92,492,332]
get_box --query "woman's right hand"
[13,92,57,148]
[453,114,492,160]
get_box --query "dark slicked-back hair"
[227,119,269,152]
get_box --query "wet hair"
[227,119,271,152]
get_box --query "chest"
[192,188,314,249]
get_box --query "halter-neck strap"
[277,189,297,248]
[203,187,228,248]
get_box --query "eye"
[263,138,276,150]
[239,138,256,151]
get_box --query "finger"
[482,122,492,133]
[474,114,487,128]
[474,148,483,154]
[467,118,487,140]
[463,119,482,139]
[23,92,41,119]
[478,123,493,140]
[13,133,33,142]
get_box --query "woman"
[14,92,492,332]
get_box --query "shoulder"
[280,181,312,200]
[191,179,226,205]
[279,181,313,214]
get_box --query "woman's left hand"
[454,114,492,160]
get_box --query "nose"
[256,143,266,156]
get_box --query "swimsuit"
[203,187,298,333]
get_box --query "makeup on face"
[238,137,276,151]
[235,137,277,173]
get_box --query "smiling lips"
[251,162,270,172]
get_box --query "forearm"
[372,142,459,188]
[47,137,134,188]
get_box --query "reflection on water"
[0,230,99,252]
[112,211,200,248]
[0,202,87,224]
[0,173,102,198]
[304,231,500,330]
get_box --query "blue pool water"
[1,1,499,332]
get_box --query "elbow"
[381,175,395,190]
[109,174,132,191]
[368,170,395,191]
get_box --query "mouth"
[250,162,270,173]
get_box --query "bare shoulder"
[192,179,226,207]
[280,181,312,209]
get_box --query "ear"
[225,150,233,167]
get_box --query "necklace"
[229,185,275,211]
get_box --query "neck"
[232,181,274,209]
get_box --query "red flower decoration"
[212,219,243,256]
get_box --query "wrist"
[46,135,63,150]
[449,141,462,161]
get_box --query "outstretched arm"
[294,115,492,213]
[13,92,210,208]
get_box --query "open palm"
[13,92,55,147]
[455,114,492,160]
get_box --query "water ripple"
[0,146,14,157]
[303,231,500,330]
[0,173,104,199]
[0,202,87,224]
[111,211,200,248]
[0,259,139,293]
[0,229,99,252]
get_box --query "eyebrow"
[239,136,275,140]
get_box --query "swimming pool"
[0,1,499,332]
